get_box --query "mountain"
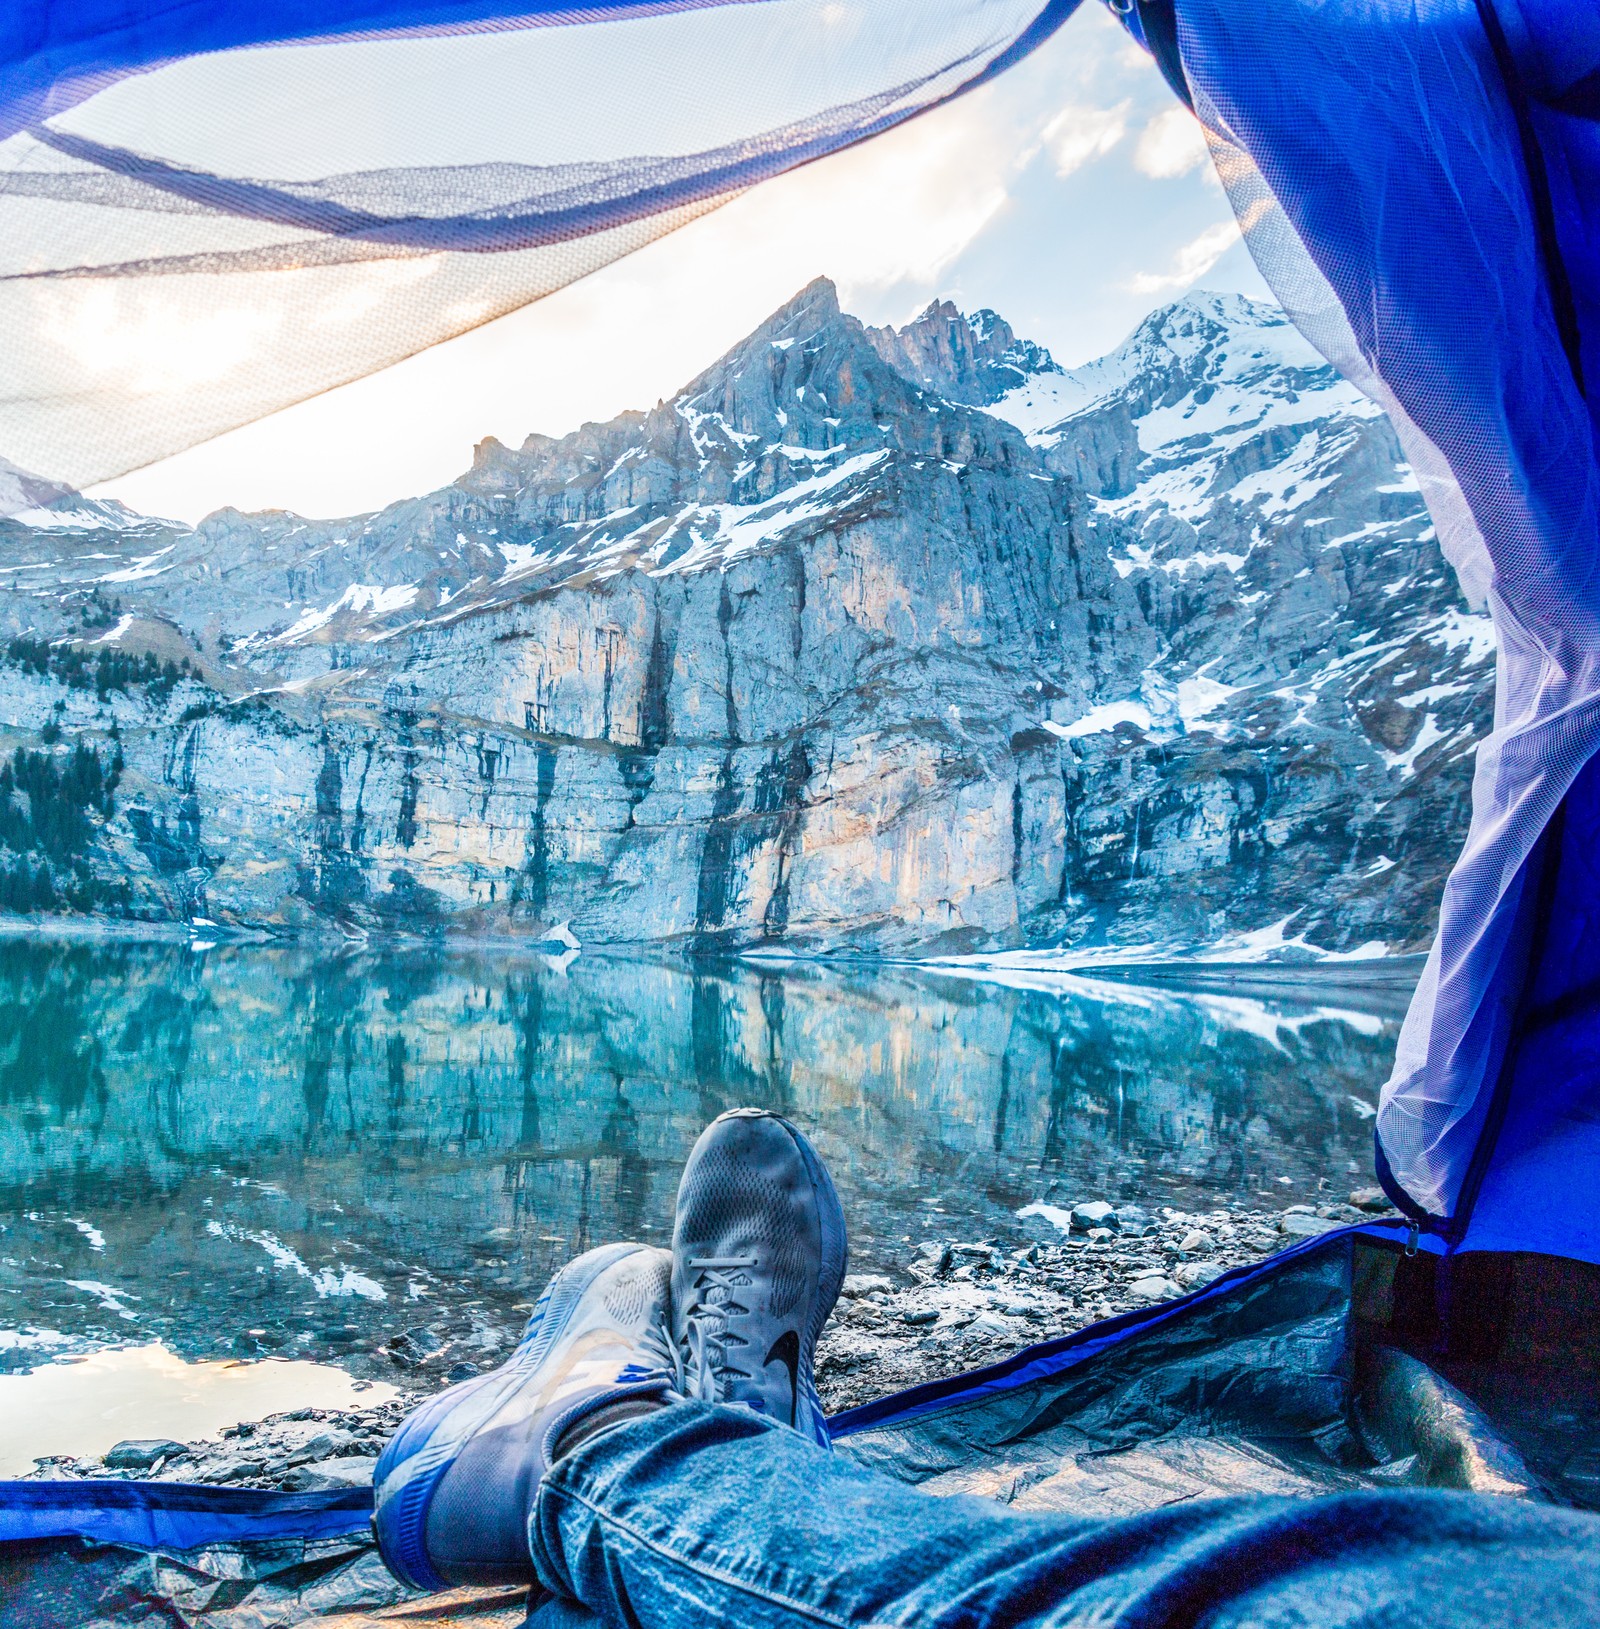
[0,282,1493,954]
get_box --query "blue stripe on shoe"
[376,1439,455,1592]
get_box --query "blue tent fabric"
[1160,0,1600,1247]
[827,1220,1432,1441]
[0,1478,371,1549]
[1459,745,1600,1260]
[1493,1,1600,403]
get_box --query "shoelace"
[633,1315,680,1385]
[678,1255,758,1401]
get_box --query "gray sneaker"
[671,1108,847,1448]
[373,1241,676,1590]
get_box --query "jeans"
[525,1402,1600,1629]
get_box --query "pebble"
[284,1457,376,1491]
[1070,1201,1117,1231]
[287,1429,356,1467]
[842,1274,895,1298]
[1128,1275,1179,1301]
[384,1328,448,1368]
[1279,1213,1341,1238]
[212,1459,265,1483]
[966,1312,1014,1336]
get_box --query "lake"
[0,936,1404,1382]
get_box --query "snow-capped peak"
[982,290,1349,442]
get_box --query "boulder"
[284,1457,376,1492]
[103,1439,188,1471]
[1127,1275,1179,1302]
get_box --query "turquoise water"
[0,938,1399,1376]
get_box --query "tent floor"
[834,1231,1600,1513]
[6,1231,1599,1626]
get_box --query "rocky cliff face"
[0,282,1493,954]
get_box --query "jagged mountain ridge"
[0,282,1492,953]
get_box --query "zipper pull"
[1405,1220,1420,1258]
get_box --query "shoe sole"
[374,1239,645,1591]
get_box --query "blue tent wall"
[1459,748,1600,1260]
[1405,2,1600,1263]
[1165,0,1600,1256]
[1439,5,1600,1264]
[1494,1,1600,411]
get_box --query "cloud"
[1041,102,1129,177]
[1128,218,1242,294]
[726,94,1021,297]
[94,55,1054,521]
[96,7,1269,522]
[1133,107,1211,180]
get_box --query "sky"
[94,4,1271,524]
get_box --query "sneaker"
[372,1241,675,1591]
[671,1108,847,1448]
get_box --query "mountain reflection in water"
[0,938,1399,1375]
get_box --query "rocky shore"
[24,1190,1394,1488]
[814,1191,1391,1411]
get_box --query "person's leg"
[532,1401,1600,1629]
[378,1109,1600,1628]
[526,1596,600,1628]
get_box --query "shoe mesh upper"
[687,1144,806,1320]
[602,1253,664,1323]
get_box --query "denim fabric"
[527,1598,599,1628]
[528,1402,1600,1628]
